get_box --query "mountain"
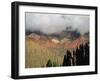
[25,32,89,68]
[26,27,81,40]
[84,32,89,40]
[26,33,71,49]
[68,36,89,49]
[26,31,89,49]
[47,29,81,40]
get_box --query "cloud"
[25,13,89,35]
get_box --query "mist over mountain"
[25,13,89,35]
[26,26,84,41]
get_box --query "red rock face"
[26,33,89,50]
[67,36,89,49]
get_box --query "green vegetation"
[46,59,52,67]
[46,59,59,67]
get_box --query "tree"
[75,43,89,65]
[52,62,59,67]
[84,43,89,65]
[76,48,80,65]
[79,44,85,65]
[62,42,90,66]
[46,59,59,67]
[46,59,52,67]
[63,50,72,66]
[63,54,67,66]
[73,50,76,66]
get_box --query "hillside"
[68,36,89,49]
[25,38,63,68]
[25,32,89,68]
[26,33,89,49]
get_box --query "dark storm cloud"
[25,13,89,35]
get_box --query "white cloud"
[25,13,89,35]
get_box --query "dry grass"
[25,38,63,68]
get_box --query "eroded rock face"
[68,36,89,49]
[28,33,40,40]
[51,39,60,44]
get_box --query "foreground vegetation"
[25,38,63,68]
[25,38,89,68]
[63,42,89,66]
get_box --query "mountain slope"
[68,36,89,49]
[25,38,63,68]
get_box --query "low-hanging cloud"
[25,13,89,35]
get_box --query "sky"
[25,12,89,35]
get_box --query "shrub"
[46,59,53,67]
[46,59,59,67]
[52,62,59,67]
